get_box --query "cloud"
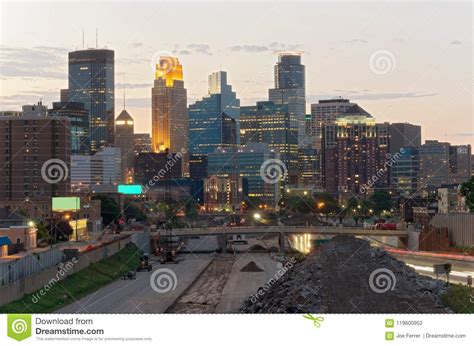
[309,90,438,102]
[450,40,462,45]
[116,82,153,89]
[452,132,473,137]
[186,43,212,55]
[230,42,303,54]
[0,45,68,79]
[344,39,368,44]
[130,42,144,48]
[0,90,60,109]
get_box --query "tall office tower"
[60,89,69,102]
[71,155,104,193]
[321,105,389,194]
[389,123,422,155]
[151,56,188,176]
[298,147,320,187]
[22,101,48,117]
[391,147,420,196]
[240,101,299,184]
[309,98,357,150]
[134,152,182,184]
[449,145,472,184]
[49,101,89,155]
[115,110,135,183]
[189,71,240,155]
[133,133,152,154]
[418,140,450,190]
[269,52,306,147]
[207,143,281,207]
[68,48,115,153]
[95,147,121,184]
[0,115,71,200]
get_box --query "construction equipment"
[122,271,137,280]
[137,254,153,272]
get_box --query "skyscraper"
[269,52,306,147]
[0,115,71,200]
[322,104,390,194]
[389,123,422,155]
[240,101,299,184]
[68,48,115,153]
[309,98,357,150]
[49,101,89,155]
[188,71,240,155]
[115,110,135,183]
[151,56,188,176]
[418,140,450,190]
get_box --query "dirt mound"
[241,235,450,313]
[241,261,264,272]
[248,244,267,252]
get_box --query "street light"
[253,212,261,221]
[27,220,35,227]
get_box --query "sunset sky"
[1,0,472,147]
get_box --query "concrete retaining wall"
[0,233,148,307]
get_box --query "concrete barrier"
[0,234,147,307]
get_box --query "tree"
[369,191,393,215]
[124,203,146,222]
[92,194,120,226]
[460,176,474,212]
[49,220,73,241]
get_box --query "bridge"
[152,225,408,238]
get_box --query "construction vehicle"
[137,254,153,272]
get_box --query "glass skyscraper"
[68,49,115,153]
[188,71,240,155]
[240,101,299,184]
[269,52,306,147]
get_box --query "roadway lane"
[56,254,213,313]
[390,252,474,285]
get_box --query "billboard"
[52,197,81,212]
[118,185,143,195]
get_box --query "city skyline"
[0,1,472,147]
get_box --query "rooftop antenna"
[96,27,98,48]
[82,29,84,49]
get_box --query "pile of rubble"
[241,235,450,313]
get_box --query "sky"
[0,0,472,147]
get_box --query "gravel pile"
[241,235,450,313]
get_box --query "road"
[56,254,212,313]
[390,251,474,285]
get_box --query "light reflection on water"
[291,233,312,254]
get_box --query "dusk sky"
[1,1,472,146]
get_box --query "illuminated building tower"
[115,109,135,183]
[322,104,389,194]
[68,49,115,153]
[309,98,357,150]
[189,71,240,155]
[151,56,188,176]
[269,52,306,147]
[240,101,299,184]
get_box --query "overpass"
[152,225,408,238]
